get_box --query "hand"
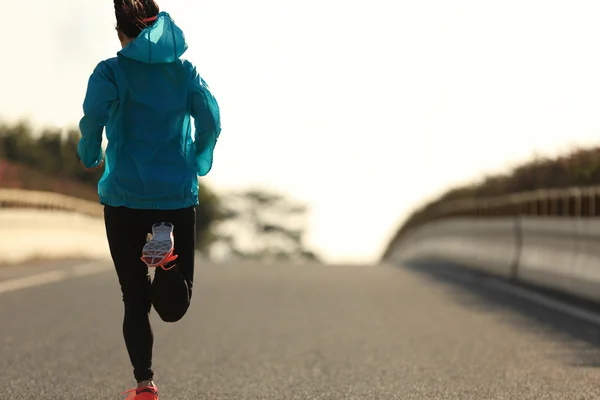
[81,158,104,173]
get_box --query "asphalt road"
[2,259,600,399]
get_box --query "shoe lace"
[121,388,137,400]
[160,253,179,270]
[121,386,158,400]
[141,252,178,270]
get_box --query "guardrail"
[0,188,103,218]
[386,216,600,303]
[383,185,600,261]
[383,184,600,304]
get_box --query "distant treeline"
[398,145,600,235]
[0,120,321,262]
[0,122,101,195]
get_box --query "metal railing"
[383,185,600,261]
[0,188,102,218]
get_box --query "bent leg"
[151,206,196,322]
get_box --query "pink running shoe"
[121,385,159,400]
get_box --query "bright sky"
[2,1,600,264]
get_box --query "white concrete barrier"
[390,216,600,302]
[390,218,519,279]
[516,218,600,301]
[0,189,208,267]
[0,209,110,265]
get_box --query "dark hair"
[114,0,160,38]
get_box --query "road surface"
[1,259,600,399]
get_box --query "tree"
[210,187,321,263]
[195,181,222,255]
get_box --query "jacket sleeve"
[190,66,221,176]
[78,61,117,168]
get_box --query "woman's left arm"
[78,61,117,169]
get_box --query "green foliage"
[195,183,223,256]
[0,120,103,193]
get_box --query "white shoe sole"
[142,222,175,267]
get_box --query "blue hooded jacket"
[78,12,221,210]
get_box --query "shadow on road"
[401,259,600,369]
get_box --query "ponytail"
[114,0,160,38]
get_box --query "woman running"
[77,1,221,398]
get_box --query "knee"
[155,303,190,323]
[150,271,191,323]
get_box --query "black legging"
[104,205,196,382]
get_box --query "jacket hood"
[118,12,188,64]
